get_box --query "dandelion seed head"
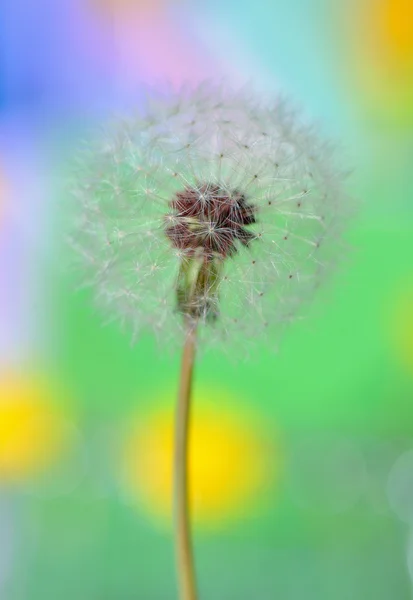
[69,83,350,349]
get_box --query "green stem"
[174,322,198,600]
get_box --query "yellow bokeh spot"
[0,372,71,483]
[378,0,413,66]
[344,0,413,125]
[122,391,280,528]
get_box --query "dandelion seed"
[70,84,349,348]
[68,83,352,600]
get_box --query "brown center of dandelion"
[165,183,257,322]
[165,183,257,260]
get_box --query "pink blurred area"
[89,0,240,92]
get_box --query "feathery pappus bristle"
[68,83,351,349]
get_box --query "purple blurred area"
[0,0,117,120]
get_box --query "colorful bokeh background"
[1,0,413,598]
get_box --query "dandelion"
[69,83,350,600]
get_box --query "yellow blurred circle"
[377,0,413,67]
[121,390,280,528]
[0,372,72,483]
[344,0,413,125]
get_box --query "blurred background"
[1,0,413,598]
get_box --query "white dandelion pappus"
[69,83,349,349]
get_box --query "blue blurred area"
[193,0,342,117]
[0,0,116,122]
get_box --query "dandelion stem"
[174,320,198,600]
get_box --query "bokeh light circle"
[377,0,413,68]
[387,448,413,524]
[363,439,407,515]
[344,0,413,125]
[120,389,280,528]
[0,371,79,489]
[288,434,366,514]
